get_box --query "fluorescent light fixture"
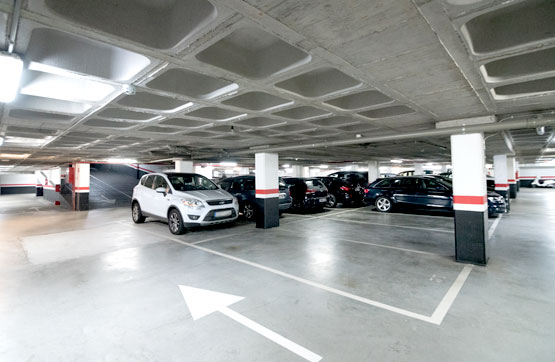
[0,136,4,146]
[220,161,237,167]
[425,162,434,166]
[391,159,403,164]
[319,165,328,169]
[0,52,24,103]
[105,158,138,164]
[4,136,49,146]
[355,134,362,138]
[282,164,290,168]
[0,153,30,159]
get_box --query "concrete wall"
[0,173,36,195]
[519,166,555,187]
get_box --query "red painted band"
[453,195,486,205]
[495,183,509,187]
[0,184,37,186]
[508,179,516,182]
[256,189,279,194]
[74,187,90,191]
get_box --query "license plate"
[279,193,286,199]
[319,197,327,203]
[214,210,232,218]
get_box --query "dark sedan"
[363,176,507,217]
[317,176,363,207]
[282,177,329,210]
[218,175,292,220]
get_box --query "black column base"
[516,181,520,192]
[75,192,89,211]
[509,184,517,198]
[255,197,279,229]
[35,187,43,196]
[454,210,488,265]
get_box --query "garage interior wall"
[0,173,36,194]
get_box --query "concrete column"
[255,153,279,229]
[441,165,449,173]
[451,133,488,265]
[493,154,510,211]
[515,160,520,192]
[507,157,517,198]
[35,170,44,196]
[302,166,310,177]
[239,167,250,175]
[43,168,62,205]
[367,160,379,183]
[73,162,90,211]
[291,165,303,177]
[195,165,213,179]
[175,160,194,173]
[414,163,424,175]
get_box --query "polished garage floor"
[1,189,555,361]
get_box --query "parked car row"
[131,171,508,235]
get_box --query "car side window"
[230,179,243,192]
[144,175,154,188]
[140,176,147,186]
[421,179,446,191]
[376,179,392,188]
[153,176,168,190]
[399,178,416,188]
[244,178,255,191]
[219,180,231,191]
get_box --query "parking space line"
[281,207,387,226]
[120,221,470,325]
[430,265,473,324]
[488,215,503,239]
[273,228,444,257]
[351,208,454,220]
[309,216,454,234]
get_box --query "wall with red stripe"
[0,173,36,195]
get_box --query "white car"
[131,172,239,235]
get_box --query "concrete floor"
[1,190,554,361]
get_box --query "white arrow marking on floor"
[179,285,322,362]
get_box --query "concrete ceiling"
[0,0,554,172]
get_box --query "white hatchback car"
[131,172,239,235]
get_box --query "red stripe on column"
[74,187,90,191]
[256,189,279,194]
[453,195,486,205]
[495,183,509,188]
[508,179,516,182]
[0,184,37,186]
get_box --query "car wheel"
[375,196,392,212]
[326,194,337,208]
[131,202,146,223]
[168,209,186,235]
[242,202,256,220]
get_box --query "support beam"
[507,157,517,199]
[451,133,488,265]
[255,153,279,229]
[493,155,510,211]
[367,160,379,183]
[73,162,90,211]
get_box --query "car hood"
[174,189,233,201]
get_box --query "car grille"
[206,199,233,206]
[203,208,237,221]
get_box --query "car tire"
[326,194,337,208]
[168,208,186,235]
[131,202,146,223]
[242,202,256,220]
[375,196,393,212]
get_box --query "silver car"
[131,172,239,235]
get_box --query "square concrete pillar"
[73,162,90,211]
[255,153,279,229]
[414,163,424,175]
[451,133,488,265]
[175,160,194,173]
[367,160,379,183]
[35,170,44,196]
[507,157,517,198]
[493,155,510,211]
[291,165,303,177]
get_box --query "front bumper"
[180,203,239,226]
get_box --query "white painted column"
[291,165,303,177]
[175,160,194,173]
[441,165,449,173]
[239,167,250,175]
[73,162,90,211]
[302,166,310,177]
[515,160,520,191]
[35,170,44,196]
[195,165,214,179]
[367,160,379,183]
[493,155,509,198]
[507,157,517,198]
[414,163,424,175]
[255,153,279,228]
[451,133,488,265]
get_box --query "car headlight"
[232,196,239,205]
[181,198,204,208]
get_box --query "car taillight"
[306,189,316,193]
[340,186,350,192]
[363,188,369,194]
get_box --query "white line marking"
[191,229,256,245]
[316,217,454,234]
[274,228,443,256]
[430,265,473,324]
[221,307,322,362]
[351,208,453,220]
[488,215,503,239]
[281,207,366,225]
[121,222,438,324]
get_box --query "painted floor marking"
[488,215,503,239]
[274,227,444,257]
[310,216,454,234]
[429,265,473,325]
[352,208,454,220]
[122,222,471,325]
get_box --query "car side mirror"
[155,187,166,194]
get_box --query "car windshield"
[167,174,218,191]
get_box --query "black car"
[363,176,507,217]
[218,175,292,220]
[317,177,363,207]
[282,177,329,210]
